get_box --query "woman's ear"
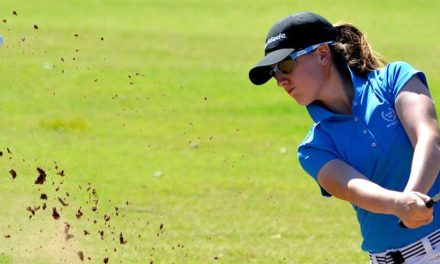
[316,45,332,65]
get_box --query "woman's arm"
[395,76,440,193]
[317,159,433,228]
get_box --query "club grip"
[426,199,435,208]
[399,198,436,228]
[399,220,407,228]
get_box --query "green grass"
[0,0,439,263]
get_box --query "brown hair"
[330,22,386,77]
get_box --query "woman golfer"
[249,12,440,263]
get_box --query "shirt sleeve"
[385,61,428,101]
[298,128,339,197]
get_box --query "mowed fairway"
[0,0,439,263]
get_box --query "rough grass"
[0,0,439,263]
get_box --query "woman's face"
[272,47,330,106]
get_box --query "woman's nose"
[275,75,289,87]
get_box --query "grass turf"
[0,0,439,263]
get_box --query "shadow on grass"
[39,119,88,132]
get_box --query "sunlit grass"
[0,0,438,263]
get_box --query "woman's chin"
[291,95,310,106]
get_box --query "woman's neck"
[317,65,354,115]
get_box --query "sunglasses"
[270,41,334,77]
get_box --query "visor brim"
[248,48,294,85]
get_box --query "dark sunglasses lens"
[278,59,294,74]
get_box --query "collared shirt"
[297,61,440,253]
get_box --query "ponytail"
[331,22,386,77]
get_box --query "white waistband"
[369,229,440,264]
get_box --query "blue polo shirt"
[298,61,440,253]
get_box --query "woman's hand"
[394,191,433,229]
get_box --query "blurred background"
[0,1,438,263]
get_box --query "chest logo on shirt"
[381,108,399,127]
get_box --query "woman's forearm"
[395,77,440,194]
[404,134,440,193]
[318,159,433,227]
[319,160,401,215]
[347,177,433,228]
[345,178,401,215]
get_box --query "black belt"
[369,229,440,264]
